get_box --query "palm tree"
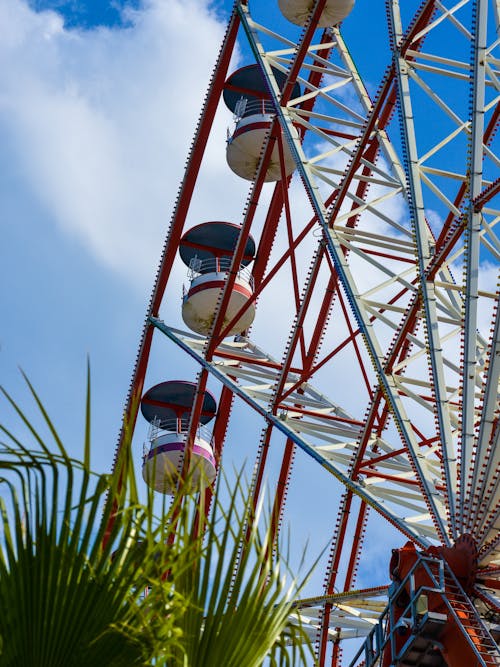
[0,372,314,666]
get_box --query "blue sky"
[0,0,400,616]
[0,0,388,447]
[0,0,232,457]
[27,0,141,28]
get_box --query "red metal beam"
[192,384,235,538]
[278,134,308,361]
[103,11,241,545]
[206,122,282,356]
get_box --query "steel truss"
[110,0,500,664]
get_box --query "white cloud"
[0,0,240,287]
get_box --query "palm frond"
[167,470,315,667]
[0,381,165,666]
[0,375,316,666]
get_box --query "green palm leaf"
[0,374,164,666]
[0,373,315,666]
[167,472,315,667]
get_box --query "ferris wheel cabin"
[224,65,301,182]
[180,221,256,337]
[278,0,355,27]
[140,381,217,495]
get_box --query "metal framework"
[110,0,500,664]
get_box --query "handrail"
[348,555,444,667]
[143,418,213,462]
[233,95,275,121]
[187,256,254,286]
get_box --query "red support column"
[104,11,241,545]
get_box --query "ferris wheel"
[110,0,500,664]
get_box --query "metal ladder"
[439,565,500,667]
[348,555,500,667]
